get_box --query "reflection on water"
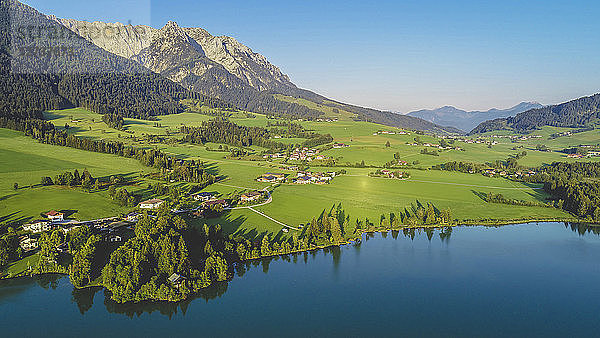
[101,282,230,318]
[2,222,600,320]
[565,222,600,236]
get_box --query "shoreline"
[2,218,598,297]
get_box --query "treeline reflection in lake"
[1,222,599,319]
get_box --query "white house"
[45,210,64,222]
[139,198,164,209]
[192,192,214,202]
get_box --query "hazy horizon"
[22,0,600,113]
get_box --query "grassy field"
[4,107,595,239]
[0,128,151,224]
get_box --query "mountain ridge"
[408,102,543,132]
[471,93,600,134]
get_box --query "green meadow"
[3,107,594,239]
[0,128,149,224]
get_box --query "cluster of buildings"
[481,169,537,178]
[332,143,349,149]
[289,147,327,162]
[406,142,463,151]
[316,118,338,122]
[262,148,331,162]
[376,169,408,179]
[566,151,600,158]
[262,152,286,160]
[292,171,335,185]
[373,130,408,135]
[19,211,130,252]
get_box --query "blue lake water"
[1,222,600,337]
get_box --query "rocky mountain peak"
[52,17,293,91]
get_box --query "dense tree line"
[420,148,439,156]
[180,118,282,148]
[379,202,453,228]
[51,168,97,191]
[101,113,124,130]
[180,118,333,150]
[523,162,600,220]
[34,230,68,274]
[0,229,22,268]
[70,235,101,287]
[267,120,334,147]
[108,186,140,207]
[480,192,551,208]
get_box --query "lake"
[1,222,600,337]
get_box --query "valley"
[2,0,600,313]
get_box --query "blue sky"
[23,0,600,112]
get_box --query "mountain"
[0,0,234,121]
[471,93,600,134]
[408,102,543,132]
[50,18,328,120]
[51,16,458,134]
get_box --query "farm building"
[45,210,64,222]
[139,199,164,209]
[240,191,263,202]
[191,192,214,201]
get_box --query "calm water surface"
[1,222,599,337]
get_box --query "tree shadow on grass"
[524,190,551,203]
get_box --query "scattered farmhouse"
[191,192,214,201]
[203,199,229,209]
[240,191,263,203]
[139,198,164,209]
[332,143,349,148]
[45,210,64,222]
[292,171,335,185]
[371,169,409,179]
[125,212,139,222]
[168,273,185,288]
[256,172,286,183]
[23,220,52,233]
[263,152,286,159]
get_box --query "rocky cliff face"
[49,17,294,92]
[185,27,292,91]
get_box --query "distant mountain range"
[471,93,600,134]
[407,102,543,133]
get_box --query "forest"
[520,162,600,220]
[472,93,600,133]
[179,118,332,150]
